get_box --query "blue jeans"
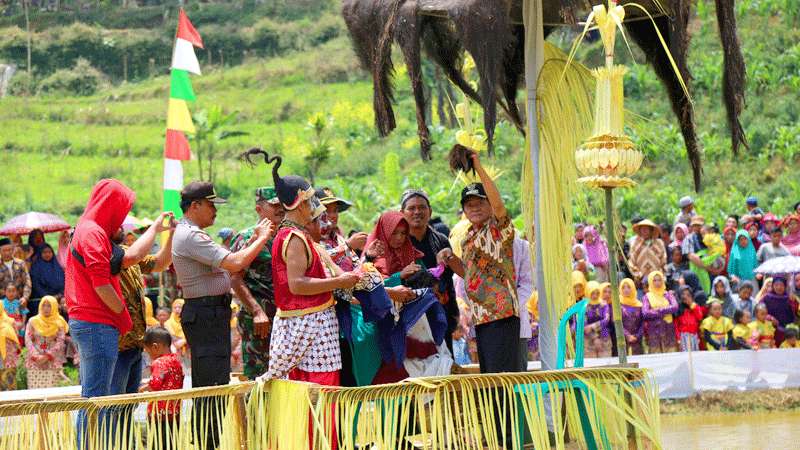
[109,348,143,446]
[69,319,119,448]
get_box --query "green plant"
[37,57,107,96]
[304,112,334,184]
[191,105,249,182]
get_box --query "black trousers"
[181,296,231,450]
[475,316,523,448]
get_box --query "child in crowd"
[664,245,688,291]
[619,279,644,355]
[710,276,737,318]
[700,300,734,351]
[642,272,678,353]
[780,326,800,349]
[731,310,752,349]
[230,302,243,373]
[572,245,594,279]
[24,296,67,389]
[674,286,704,352]
[748,304,776,349]
[0,301,20,390]
[140,327,184,450]
[156,307,171,328]
[583,281,612,357]
[2,284,27,343]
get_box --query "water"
[661,411,800,450]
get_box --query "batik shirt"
[118,250,158,351]
[321,232,359,272]
[230,227,275,379]
[147,353,184,418]
[462,215,518,325]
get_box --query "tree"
[191,106,248,182]
[21,0,31,79]
[304,112,333,184]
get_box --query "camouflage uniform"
[230,228,275,380]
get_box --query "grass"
[661,388,800,415]
[1,4,799,237]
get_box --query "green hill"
[0,0,798,235]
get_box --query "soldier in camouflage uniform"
[230,187,285,379]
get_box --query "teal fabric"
[727,229,758,281]
[347,303,383,386]
[385,259,427,288]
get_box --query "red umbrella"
[0,212,71,236]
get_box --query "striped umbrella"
[0,212,71,235]
[755,256,800,275]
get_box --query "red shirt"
[674,304,705,339]
[147,353,184,418]
[65,179,135,334]
[271,226,331,311]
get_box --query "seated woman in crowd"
[642,271,679,353]
[582,226,609,282]
[572,244,594,280]
[749,303,776,349]
[24,296,67,389]
[619,279,644,356]
[700,300,734,351]
[0,301,21,391]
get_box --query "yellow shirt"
[780,340,800,349]
[732,323,750,341]
[748,320,775,348]
[700,316,733,350]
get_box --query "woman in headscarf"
[744,221,762,252]
[572,244,594,279]
[572,270,588,303]
[727,230,758,286]
[164,299,190,371]
[619,279,644,355]
[24,296,67,388]
[581,281,612,357]
[29,244,65,315]
[0,301,20,390]
[722,226,737,275]
[27,229,47,263]
[710,276,737,319]
[583,226,610,282]
[641,271,679,353]
[367,211,425,285]
[761,276,797,345]
[782,214,800,256]
[366,211,449,385]
[143,297,159,328]
[671,223,689,248]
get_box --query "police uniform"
[170,181,230,450]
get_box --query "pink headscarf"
[583,226,609,267]
[672,223,689,247]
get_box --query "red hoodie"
[65,179,135,334]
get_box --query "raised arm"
[123,212,175,268]
[471,152,506,219]
[219,219,274,273]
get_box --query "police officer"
[171,181,274,450]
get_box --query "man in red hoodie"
[65,179,135,446]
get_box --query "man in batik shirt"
[230,187,285,379]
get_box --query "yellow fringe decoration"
[521,42,595,355]
[0,368,661,449]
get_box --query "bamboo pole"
[604,187,628,363]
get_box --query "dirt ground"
[660,388,800,415]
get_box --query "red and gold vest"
[271,225,332,311]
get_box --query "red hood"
[79,179,135,236]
